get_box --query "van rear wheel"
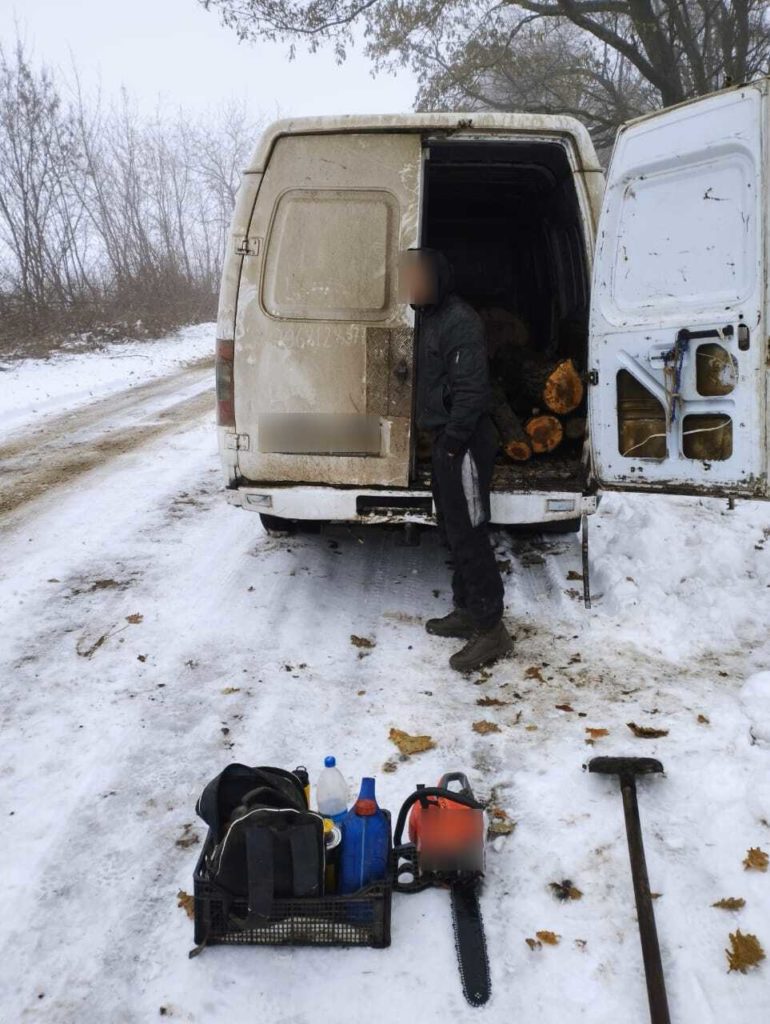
[503,518,581,536]
[259,513,295,537]
[259,514,325,537]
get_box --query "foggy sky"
[4,0,417,120]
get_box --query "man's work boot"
[425,607,474,639]
[449,621,513,673]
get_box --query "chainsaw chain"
[450,881,491,1007]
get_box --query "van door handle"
[393,358,410,383]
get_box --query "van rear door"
[233,131,421,488]
[588,82,767,497]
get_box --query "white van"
[216,81,768,539]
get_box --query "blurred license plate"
[259,413,382,455]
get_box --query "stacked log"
[490,386,532,462]
[491,355,586,461]
[513,355,584,416]
[524,414,564,454]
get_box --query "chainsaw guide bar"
[393,773,491,1008]
[451,880,491,1007]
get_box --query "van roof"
[246,112,602,174]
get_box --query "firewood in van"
[479,307,531,356]
[490,388,532,462]
[514,355,584,416]
[524,414,564,454]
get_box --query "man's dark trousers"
[431,414,504,630]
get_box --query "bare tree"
[0,33,264,350]
[202,0,770,144]
[0,39,86,310]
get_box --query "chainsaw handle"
[438,772,473,796]
[393,786,484,848]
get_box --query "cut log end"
[542,359,584,415]
[525,414,564,454]
[504,439,533,462]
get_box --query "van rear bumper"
[226,484,598,525]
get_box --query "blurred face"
[399,251,436,306]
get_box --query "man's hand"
[441,433,466,458]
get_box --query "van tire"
[539,518,581,534]
[503,518,581,536]
[259,513,295,537]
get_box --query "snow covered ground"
[1,325,769,1023]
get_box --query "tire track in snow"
[0,360,213,519]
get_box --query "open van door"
[233,131,422,489]
[589,82,767,497]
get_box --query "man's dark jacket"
[414,250,491,447]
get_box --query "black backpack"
[196,764,325,923]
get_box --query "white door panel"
[589,83,767,496]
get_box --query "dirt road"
[0,356,213,518]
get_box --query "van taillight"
[216,339,235,426]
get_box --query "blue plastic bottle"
[339,777,390,894]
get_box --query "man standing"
[402,248,513,673]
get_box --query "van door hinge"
[235,235,261,256]
[225,432,250,451]
[586,369,599,386]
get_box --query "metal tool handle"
[620,776,671,1024]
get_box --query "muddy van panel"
[231,131,422,488]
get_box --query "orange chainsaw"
[393,773,489,1006]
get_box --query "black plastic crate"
[192,832,392,951]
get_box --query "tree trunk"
[525,414,564,454]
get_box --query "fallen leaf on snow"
[525,666,546,683]
[221,687,240,695]
[525,937,541,951]
[549,880,582,902]
[487,807,515,837]
[566,570,583,581]
[177,890,195,919]
[697,714,710,725]
[726,930,765,973]
[350,634,375,649]
[473,720,500,735]
[536,930,560,945]
[389,728,435,756]
[627,721,669,739]
[126,613,143,625]
[585,727,609,739]
[476,696,509,707]
[555,704,574,713]
[743,847,769,872]
[713,897,746,911]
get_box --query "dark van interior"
[414,139,591,492]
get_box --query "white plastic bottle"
[316,756,349,822]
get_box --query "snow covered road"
[1,326,769,1023]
